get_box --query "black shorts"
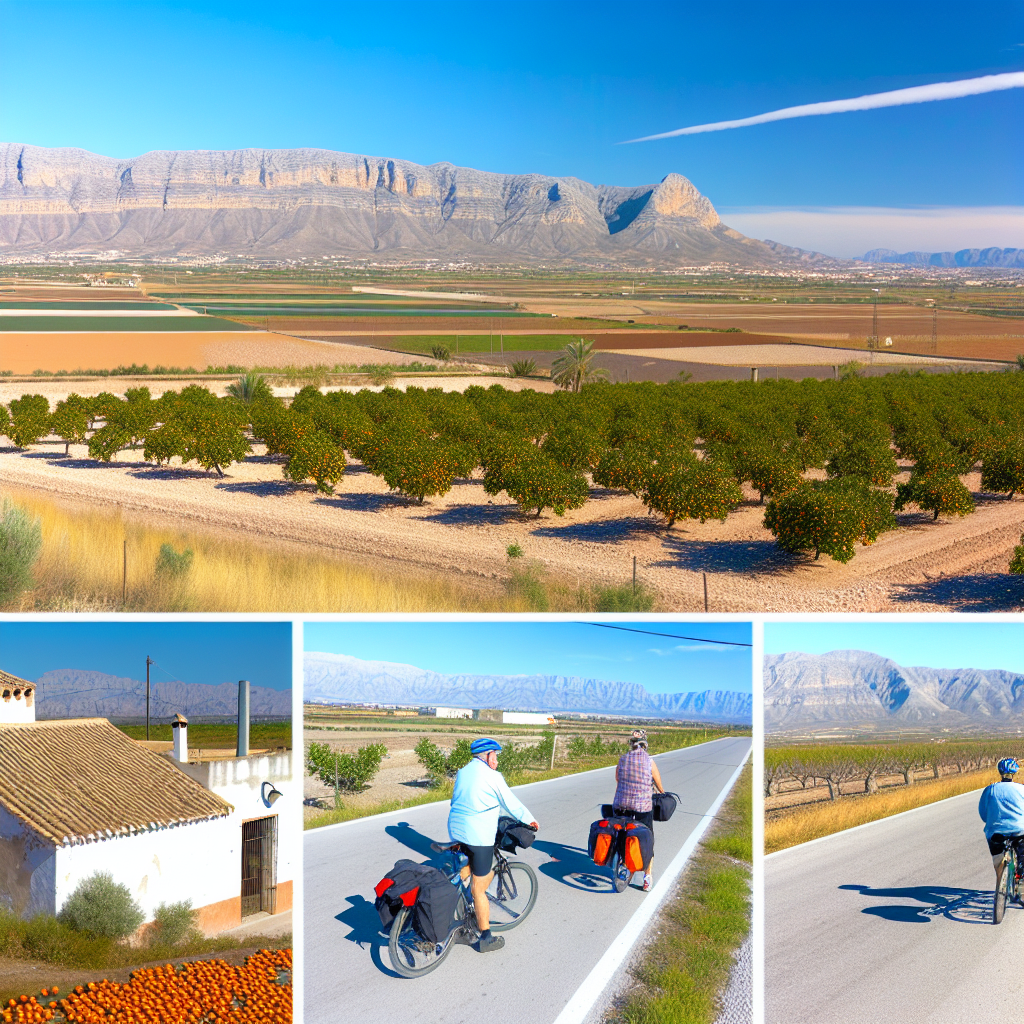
[463,843,494,877]
[613,807,655,833]
[987,833,1024,857]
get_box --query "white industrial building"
[420,707,474,719]
[0,669,295,936]
[501,712,555,726]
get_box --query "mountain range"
[862,247,1024,268]
[304,652,752,723]
[29,669,291,721]
[765,650,1024,734]
[0,143,805,267]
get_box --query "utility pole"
[931,306,938,354]
[145,656,153,740]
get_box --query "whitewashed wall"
[174,752,297,893]
[53,816,237,923]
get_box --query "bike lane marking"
[552,743,751,1024]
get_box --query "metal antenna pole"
[146,656,153,740]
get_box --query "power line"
[584,623,752,647]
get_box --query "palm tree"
[225,370,273,405]
[549,339,609,393]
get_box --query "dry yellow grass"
[5,487,521,612]
[765,769,999,854]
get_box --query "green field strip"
[188,307,540,318]
[0,315,255,332]
[0,301,180,311]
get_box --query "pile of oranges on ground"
[2,948,291,1024]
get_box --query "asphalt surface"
[766,789,1024,1024]
[304,736,750,1024]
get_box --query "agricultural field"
[303,705,733,825]
[2,369,1024,613]
[764,738,1017,852]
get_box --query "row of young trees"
[3,369,1023,561]
[765,740,1019,800]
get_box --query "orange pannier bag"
[622,821,654,873]
[588,819,621,866]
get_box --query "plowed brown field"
[0,331,402,373]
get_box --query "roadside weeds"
[604,764,752,1024]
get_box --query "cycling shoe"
[478,933,505,953]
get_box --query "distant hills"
[31,669,290,721]
[0,143,794,267]
[862,247,1024,268]
[304,652,752,723]
[765,650,1024,734]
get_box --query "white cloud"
[717,206,1024,259]
[625,72,1024,142]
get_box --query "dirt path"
[3,435,1023,612]
[0,946,285,1002]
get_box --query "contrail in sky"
[624,72,1024,142]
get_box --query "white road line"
[765,786,985,860]
[552,748,751,1024]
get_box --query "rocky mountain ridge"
[765,649,1024,733]
[31,668,291,721]
[304,652,753,723]
[0,143,779,266]
[862,247,1024,268]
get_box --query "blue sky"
[764,621,1024,675]
[304,620,752,695]
[1,1,1021,254]
[0,622,293,690]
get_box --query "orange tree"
[981,431,1024,499]
[764,478,896,563]
[283,429,347,494]
[730,437,802,504]
[7,395,50,449]
[49,401,89,457]
[1010,533,1024,574]
[483,434,589,517]
[895,468,975,521]
[640,452,742,529]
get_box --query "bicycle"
[387,836,539,977]
[993,839,1024,925]
[602,806,652,894]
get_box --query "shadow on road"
[839,883,994,924]
[332,896,407,979]
[533,840,615,894]
[385,822,448,868]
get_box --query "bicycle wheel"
[609,850,631,893]
[388,905,459,977]
[994,854,1012,924]
[485,861,538,932]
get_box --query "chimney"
[237,680,250,757]
[171,713,188,761]
[0,676,36,725]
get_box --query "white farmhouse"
[0,669,294,936]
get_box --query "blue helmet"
[998,757,1019,777]
[471,737,502,756]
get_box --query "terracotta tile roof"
[0,669,32,691]
[0,718,232,845]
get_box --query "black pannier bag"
[373,859,460,942]
[496,815,536,853]
[412,871,462,944]
[601,803,614,819]
[652,791,680,822]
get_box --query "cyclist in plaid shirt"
[612,729,665,891]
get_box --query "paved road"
[766,789,1024,1024]
[304,736,750,1024]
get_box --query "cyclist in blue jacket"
[448,737,538,953]
[979,757,1024,892]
